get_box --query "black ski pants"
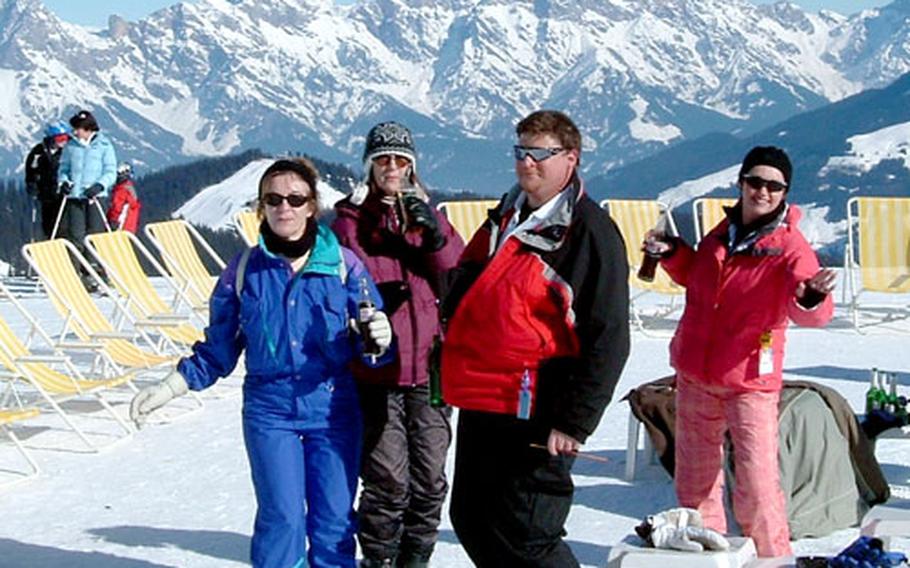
[37,195,63,240]
[450,409,580,568]
[357,383,452,562]
[60,197,108,277]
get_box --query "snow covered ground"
[0,276,908,567]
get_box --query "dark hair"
[738,146,793,188]
[69,110,99,132]
[256,158,320,219]
[516,110,582,153]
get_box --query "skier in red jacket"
[107,162,141,233]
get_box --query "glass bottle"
[358,277,380,361]
[428,335,445,408]
[638,210,669,283]
[517,369,532,420]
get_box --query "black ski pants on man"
[357,383,452,563]
[450,409,580,567]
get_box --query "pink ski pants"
[674,378,792,557]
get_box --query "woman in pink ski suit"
[647,146,836,557]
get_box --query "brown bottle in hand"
[637,210,670,283]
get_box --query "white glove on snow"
[129,369,189,428]
[643,508,730,552]
[366,310,393,352]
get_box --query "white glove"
[367,310,392,351]
[129,369,190,428]
[645,508,730,552]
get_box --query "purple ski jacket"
[332,192,465,387]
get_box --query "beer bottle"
[866,368,881,415]
[358,277,381,362]
[428,335,445,407]
[638,210,670,282]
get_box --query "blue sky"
[43,0,890,28]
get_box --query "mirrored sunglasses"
[262,193,311,208]
[743,175,787,193]
[373,154,411,168]
[513,145,564,162]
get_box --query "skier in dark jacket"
[24,121,69,239]
[332,122,465,568]
[442,110,631,567]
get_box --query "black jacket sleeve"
[543,200,631,443]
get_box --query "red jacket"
[332,192,464,387]
[661,204,833,392]
[441,179,630,443]
[107,180,141,233]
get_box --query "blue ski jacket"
[57,132,117,198]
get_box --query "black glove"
[26,182,38,197]
[59,180,73,195]
[84,183,104,199]
[402,194,445,251]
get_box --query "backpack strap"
[235,247,253,301]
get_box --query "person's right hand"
[129,369,189,428]
[641,230,674,257]
[402,194,445,250]
[59,180,73,195]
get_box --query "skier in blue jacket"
[56,109,117,290]
[130,158,394,568]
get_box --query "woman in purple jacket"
[332,122,465,568]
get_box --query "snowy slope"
[0,279,908,566]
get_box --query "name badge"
[759,331,774,375]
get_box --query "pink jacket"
[661,204,832,392]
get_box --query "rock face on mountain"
[1,0,909,192]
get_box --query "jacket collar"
[259,222,342,277]
[492,173,583,252]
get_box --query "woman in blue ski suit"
[130,158,394,568]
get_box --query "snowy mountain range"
[2,0,910,192]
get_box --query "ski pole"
[91,197,112,232]
[49,195,69,240]
[528,443,609,463]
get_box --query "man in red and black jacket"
[441,110,631,567]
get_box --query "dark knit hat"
[738,146,792,188]
[363,121,417,172]
[69,110,99,132]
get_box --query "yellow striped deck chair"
[84,231,204,348]
[845,197,910,331]
[601,199,683,334]
[0,407,40,487]
[693,197,736,245]
[0,280,134,452]
[21,239,176,373]
[437,200,498,243]
[144,220,226,311]
[233,209,260,247]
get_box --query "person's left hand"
[547,429,580,456]
[366,310,393,351]
[796,268,837,299]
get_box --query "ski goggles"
[513,145,565,162]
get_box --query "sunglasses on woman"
[262,193,311,208]
[743,175,787,193]
[513,145,565,162]
[373,155,411,168]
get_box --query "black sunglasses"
[743,175,787,193]
[513,145,565,162]
[262,193,311,208]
